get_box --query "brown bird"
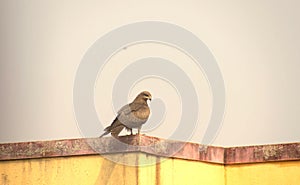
[100,91,152,138]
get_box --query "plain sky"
[0,0,299,146]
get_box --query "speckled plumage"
[100,91,152,138]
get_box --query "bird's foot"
[135,132,145,136]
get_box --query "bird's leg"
[137,126,141,135]
[125,127,133,135]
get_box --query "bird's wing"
[109,119,125,137]
[99,117,125,138]
[117,103,144,115]
[108,117,122,129]
[117,104,131,115]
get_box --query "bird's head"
[141,91,152,101]
[135,91,152,103]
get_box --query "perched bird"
[100,91,152,138]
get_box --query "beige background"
[0,0,299,146]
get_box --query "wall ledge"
[0,135,300,164]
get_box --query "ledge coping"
[0,135,299,164]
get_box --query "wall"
[1,136,300,185]
[0,154,225,185]
[226,161,300,185]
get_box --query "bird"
[99,91,152,138]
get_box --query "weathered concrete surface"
[1,135,300,185]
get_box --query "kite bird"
[100,91,152,138]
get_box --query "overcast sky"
[1,0,300,146]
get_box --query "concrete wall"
[0,154,225,185]
[226,161,300,185]
[1,154,300,185]
[1,136,300,185]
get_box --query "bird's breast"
[133,107,150,120]
[118,106,150,128]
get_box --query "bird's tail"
[99,129,109,138]
[99,125,112,138]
